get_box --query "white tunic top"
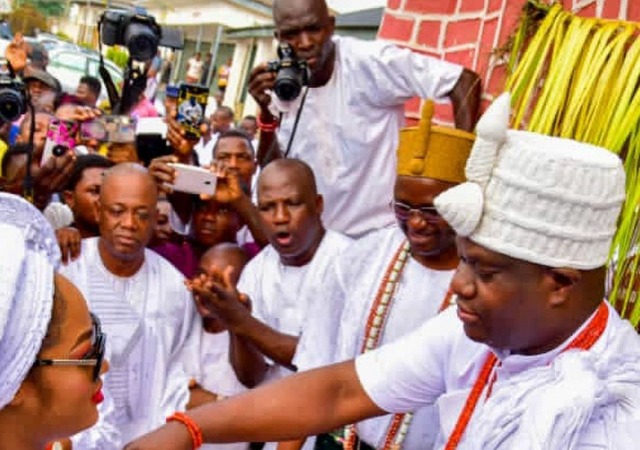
[238,230,352,450]
[356,303,640,449]
[61,238,198,446]
[181,323,250,450]
[295,227,454,449]
[271,36,463,238]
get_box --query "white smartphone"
[166,163,217,196]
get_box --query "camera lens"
[0,89,24,122]
[124,22,159,61]
[274,68,303,102]
[52,145,68,157]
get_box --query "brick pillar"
[378,0,640,125]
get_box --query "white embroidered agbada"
[356,302,640,449]
[294,226,454,449]
[270,36,463,238]
[60,237,198,446]
[238,229,352,450]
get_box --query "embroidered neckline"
[444,301,610,450]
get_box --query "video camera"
[0,59,27,123]
[98,8,183,114]
[267,43,309,102]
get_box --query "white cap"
[0,193,61,409]
[434,93,625,269]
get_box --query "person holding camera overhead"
[250,0,481,239]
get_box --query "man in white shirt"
[124,94,640,450]
[290,101,475,450]
[185,159,351,450]
[61,163,217,447]
[249,0,480,238]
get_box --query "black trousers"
[314,433,375,450]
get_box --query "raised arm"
[124,360,384,449]
[449,68,482,132]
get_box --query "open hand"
[56,227,82,264]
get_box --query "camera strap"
[284,86,309,158]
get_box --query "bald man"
[60,163,216,446]
[198,159,352,450]
[249,0,480,238]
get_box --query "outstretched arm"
[124,360,384,449]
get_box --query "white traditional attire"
[61,237,198,446]
[270,36,463,238]
[195,134,218,167]
[354,94,640,449]
[181,322,250,450]
[238,230,352,450]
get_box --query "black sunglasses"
[33,312,106,382]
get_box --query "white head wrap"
[0,193,61,409]
[434,93,626,269]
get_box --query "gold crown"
[397,101,475,183]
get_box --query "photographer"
[249,0,481,239]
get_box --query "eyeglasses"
[391,201,442,223]
[33,313,106,382]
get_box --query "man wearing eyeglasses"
[285,101,475,450]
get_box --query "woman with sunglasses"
[0,193,109,450]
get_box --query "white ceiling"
[132,0,387,14]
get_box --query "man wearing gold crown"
[281,101,474,450]
[125,94,640,450]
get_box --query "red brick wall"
[378,0,640,124]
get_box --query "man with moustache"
[285,101,474,450]
[249,0,481,238]
[191,158,351,450]
[60,163,217,446]
[125,94,640,450]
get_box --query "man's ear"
[61,190,74,208]
[546,267,582,307]
[315,194,324,216]
[328,15,336,33]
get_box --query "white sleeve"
[355,307,457,413]
[70,385,123,449]
[349,39,463,108]
[168,208,192,236]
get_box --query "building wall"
[379,0,640,125]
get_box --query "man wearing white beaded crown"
[283,100,475,450]
[125,94,640,450]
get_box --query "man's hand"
[208,163,245,205]
[56,227,82,264]
[149,155,179,193]
[166,109,197,159]
[31,151,75,209]
[248,63,277,112]
[124,422,192,450]
[186,267,251,330]
[55,104,102,123]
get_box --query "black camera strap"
[22,100,35,204]
[284,86,309,158]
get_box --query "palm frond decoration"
[504,1,640,330]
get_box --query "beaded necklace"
[444,301,610,450]
[344,241,454,450]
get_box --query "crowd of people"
[0,0,639,449]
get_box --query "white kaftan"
[271,36,463,238]
[295,226,454,449]
[61,237,198,447]
[237,230,352,450]
[356,303,640,449]
[181,322,250,450]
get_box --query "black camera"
[267,43,309,102]
[100,9,164,61]
[0,60,27,123]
